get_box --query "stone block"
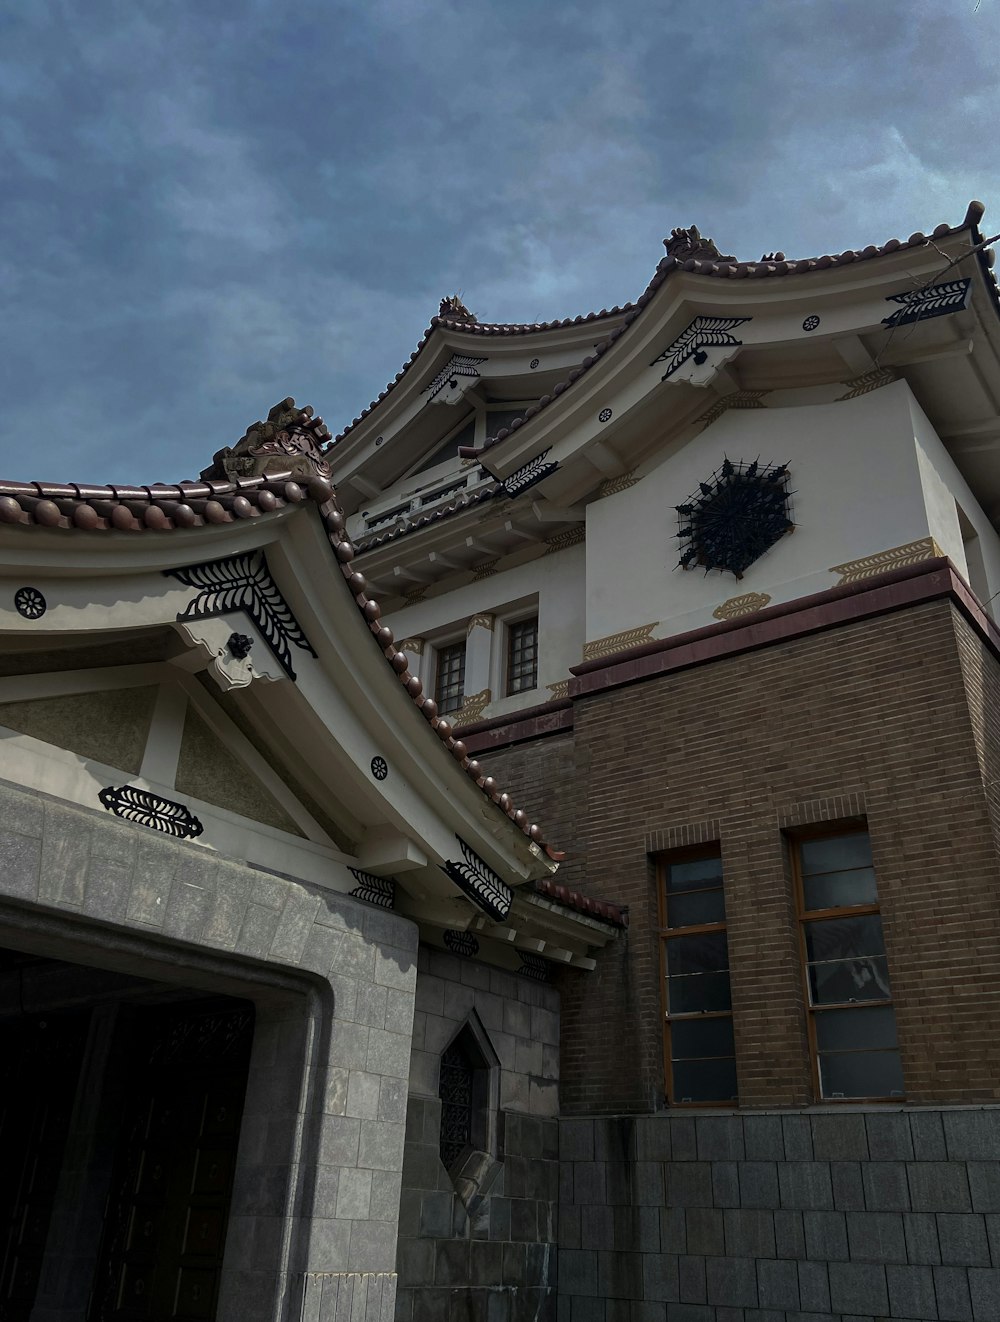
[968,1162,1000,1213]
[933,1265,974,1321]
[641,1253,679,1303]
[705,1257,758,1310]
[802,1210,848,1261]
[330,1021,371,1073]
[677,1256,707,1305]
[831,1161,864,1210]
[969,1267,1000,1321]
[773,1210,806,1259]
[366,1029,412,1080]
[777,1162,834,1211]
[530,1005,560,1046]
[598,1251,642,1301]
[865,1111,915,1160]
[306,1217,352,1271]
[414,974,446,1017]
[469,1240,503,1287]
[910,1110,947,1161]
[397,1238,435,1287]
[335,1168,373,1219]
[581,1205,615,1250]
[669,1118,697,1161]
[661,1307,711,1322]
[738,1162,779,1210]
[903,1212,942,1265]
[358,1120,405,1172]
[685,1208,724,1257]
[575,1162,607,1205]
[885,1263,937,1320]
[530,1078,559,1117]
[354,983,389,1031]
[723,1209,775,1259]
[434,1240,470,1287]
[827,1262,888,1315]
[270,893,320,963]
[937,1213,990,1267]
[511,1198,538,1242]
[696,1116,745,1162]
[781,1116,813,1161]
[796,1260,830,1313]
[635,1118,672,1162]
[945,1111,1000,1161]
[660,1207,686,1252]
[711,1163,740,1209]
[346,1071,382,1120]
[318,1115,361,1167]
[907,1163,972,1213]
[634,1162,665,1206]
[369,1169,402,1222]
[665,1164,712,1209]
[811,1113,868,1161]
[743,1116,784,1162]
[503,1000,532,1039]
[861,1160,910,1211]
[560,1203,582,1249]
[845,1210,907,1264]
[378,1076,408,1126]
[755,1259,798,1312]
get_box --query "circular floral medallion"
[802,315,820,332]
[370,755,389,781]
[675,458,793,579]
[375,435,384,446]
[14,587,46,620]
[529,358,540,369]
[599,407,613,423]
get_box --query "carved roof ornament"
[438,295,478,323]
[201,397,332,484]
[664,225,736,264]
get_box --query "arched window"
[437,1015,502,1209]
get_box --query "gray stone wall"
[558,1108,1000,1322]
[396,946,560,1322]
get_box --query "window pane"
[819,1049,904,1099]
[800,832,873,876]
[804,914,886,962]
[666,932,729,976]
[672,1056,738,1103]
[670,1016,735,1060]
[808,955,892,1005]
[507,618,538,694]
[435,642,466,714]
[815,1004,898,1052]
[668,970,732,1014]
[667,888,726,928]
[803,867,878,911]
[666,855,723,892]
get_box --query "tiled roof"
[0,406,565,864]
[534,877,626,928]
[355,479,501,552]
[329,202,990,455]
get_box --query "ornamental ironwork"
[443,930,480,958]
[675,458,793,579]
[882,278,970,329]
[348,869,395,909]
[651,316,751,381]
[441,838,513,922]
[98,785,204,839]
[438,1039,474,1168]
[501,448,559,497]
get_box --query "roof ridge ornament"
[202,397,332,484]
[664,225,736,264]
[438,295,478,323]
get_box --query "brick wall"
[481,600,1000,1113]
[395,947,560,1322]
[558,1107,1000,1322]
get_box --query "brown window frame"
[655,844,737,1107]
[790,821,904,1103]
[434,640,467,715]
[505,616,539,695]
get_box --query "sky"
[1,0,998,483]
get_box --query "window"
[435,642,466,714]
[506,617,538,694]
[657,848,737,1104]
[792,827,904,1100]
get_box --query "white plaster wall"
[384,544,585,713]
[585,381,935,644]
[908,393,1000,616]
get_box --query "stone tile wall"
[558,1108,1000,1322]
[396,946,561,1322]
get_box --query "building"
[3,200,1000,1322]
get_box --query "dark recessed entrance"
[0,948,254,1322]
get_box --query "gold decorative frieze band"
[713,592,772,621]
[453,688,492,726]
[836,368,897,401]
[546,679,570,699]
[398,636,424,655]
[830,537,944,585]
[583,622,658,662]
[467,613,495,634]
[544,526,586,554]
[596,472,638,498]
[472,559,499,580]
[696,389,769,429]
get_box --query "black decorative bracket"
[501,449,559,498]
[443,929,480,958]
[348,869,396,910]
[441,838,513,922]
[99,785,204,839]
[165,550,316,680]
[882,278,971,328]
[423,354,488,399]
[651,316,751,381]
[518,951,550,982]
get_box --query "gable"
[0,685,157,774]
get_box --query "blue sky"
[1,0,997,482]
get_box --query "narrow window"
[657,848,737,1104]
[435,642,466,714]
[506,617,538,694]
[793,827,904,1100]
[439,1037,475,1168]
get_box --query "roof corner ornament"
[201,397,332,484]
[650,315,752,387]
[438,295,478,324]
[441,838,513,923]
[664,225,736,264]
